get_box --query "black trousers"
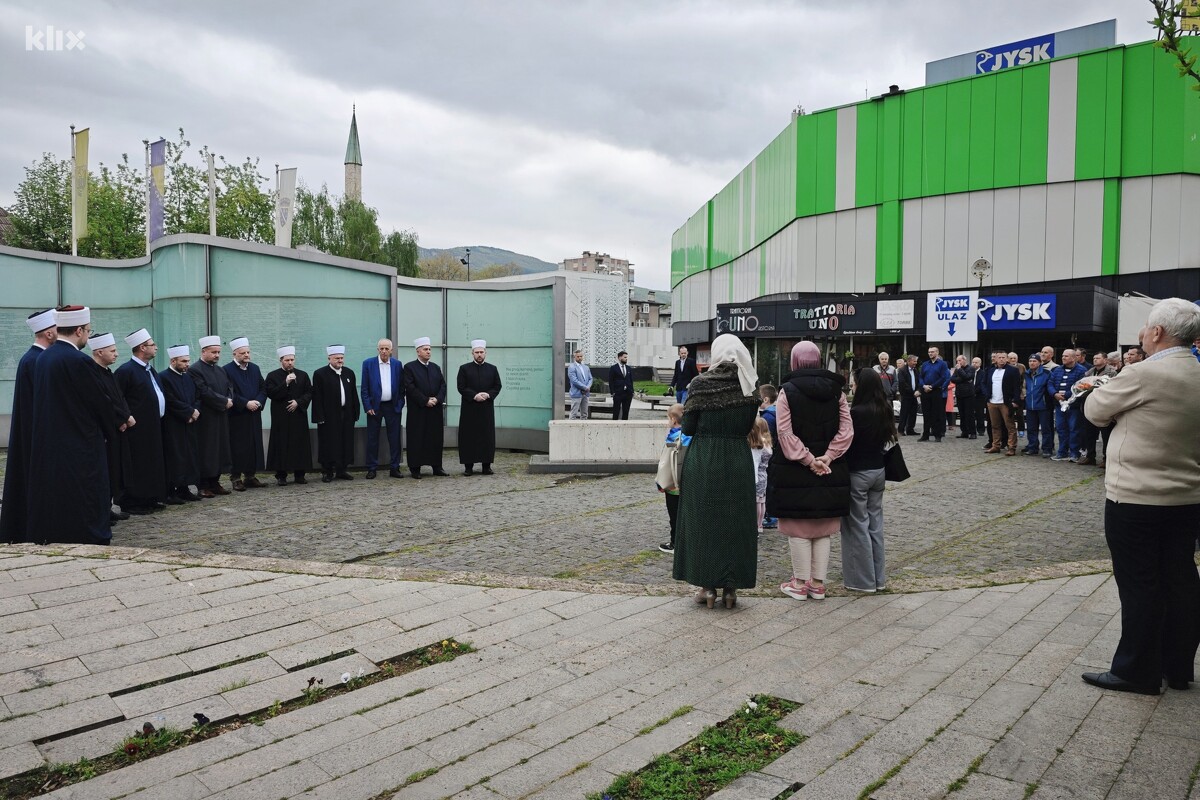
[955,395,976,435]
[898,395,918,435]
[665,491,680,546]
[1104,499,1200,687]
[612,394,632,420]
[919,393,946,439]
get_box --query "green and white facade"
[670,34,1199,369]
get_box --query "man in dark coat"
[265,345,313,485]
[159,345,202,501]
[223,337,267,491]
[1,308,56,543]
[457,339,502,475]
[608,350,634,420]
[312,345,359,482]
[668,345,699,403]
[88,333,135,521]
[982,349,1023,456]
[895,355,919,436]
[114,328,169,513]
[403,337,448,479]
[25,306,112,545]
[189,335,234,497]
[950,354,977,440]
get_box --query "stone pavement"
[0,548,1197,799]
[0,432,1112,595]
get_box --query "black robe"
[456,360,502,465]
[403,359,447,470]
[114,359,167,503]
[224,361,266,475]
[25,340,112,544]
[189,359,233,478]
[265,367,314,473]
[1,345,44,543]
[159,367,200,489]
[93,364,132,498]
[311,365,359,469]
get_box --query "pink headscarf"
[790,341,821,370]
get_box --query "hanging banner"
[274,167,297,248]
[148,138,166,242]
[72,128,89,246]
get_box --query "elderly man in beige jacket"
[1081,297,1200,696]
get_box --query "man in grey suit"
[567,350,592,419]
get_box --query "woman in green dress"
[672,334,761,609]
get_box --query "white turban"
[56,306,90,327]
[229,337,250,351]
[87,332,115,350]
[26,309,57,333]
[125,328,152,348]
[471,339,486,349]
[199,335,221,349]
[414,337,431,348]
[167,345,190,359]
[326,345,345,355]
[709,333,759,397]
[277,345,296,358]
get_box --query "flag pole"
[143,140,150,254]
[70,125,77,257]
[207,152,217,236]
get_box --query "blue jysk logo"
[976,34,1054,73]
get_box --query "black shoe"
[968,434,977,439]
[658,542,674,554]
[917,437,930,442]
[322,473,333,483]
[1081,671,1160,696]
[276,476,288,486]
[481,466,494,475]
[335,471,354,481]
[1166,677,1191,690]
[389,468,403,478]
[432,469,449,476]
[163,495,185,506]
[124,506,152,516]
[365,470,376,479]
[464,467,474,476]
[177,489,202,501]
[110,510,130,522]
[934,437,942,443]
[410,472,422,480]
[294,475,308,484]
[956,434,970,439]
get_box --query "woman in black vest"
[768,341,853,601]
[672,334,761,609]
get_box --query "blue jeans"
[1026,408,1053,454]
[1054,406,1080,457]
[676,389,688,405]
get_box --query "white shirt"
[332,366,345,406]
[378,358,392,402]
[990,368,1005,404]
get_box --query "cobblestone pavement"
[0,549,1196,800]
[2,433,1113,594]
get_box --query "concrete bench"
[529,420,664,473]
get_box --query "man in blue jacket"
[1023,353,1054,456]
[361,338,405,479]
[916,346,951,442]
[1049,349,1088,461]
[567,349,592,419]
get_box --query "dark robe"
[456,360,502,466]
[265,367,314,473]
[224,361,266,476]
[159,367,200,490]
[311,365,359,469]
[1,345,44,543]
[403,359,447,470]
[114,359,167,504]
[93,363,132,498]
[25,340,112,544]
[189,358,233,479]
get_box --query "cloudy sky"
[0,1,1150,288]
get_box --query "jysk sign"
[976,33,1054,74]
[977,294,1056,330]
[927,291,979,342]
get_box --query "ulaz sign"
[927,291,979,342]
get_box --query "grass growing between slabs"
[588,695,803,800]
[0,639,474,800]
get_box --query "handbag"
[882,440,910,482]
[655,440,685,491]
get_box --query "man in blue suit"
[567,349,592,419]
[361,338,405,479]
[916,346,951,442]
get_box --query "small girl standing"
[749,417,772,533]
[657,403,692,554]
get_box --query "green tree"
[1149,0,1200,90]
[7,153,71,253]
[214,155,272,243]
[292,184,343,254]
[381,229,420,277]
[418,251,467,281]
[339,199,382,262]
[79,155,145,259]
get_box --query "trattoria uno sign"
[716,299,914,337]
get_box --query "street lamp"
[971,257,992,289]
[460,247,471,281]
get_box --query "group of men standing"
[1,309,503,545]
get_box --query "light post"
[972,257,991,290]
[460,248,471,281]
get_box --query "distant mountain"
[417,245,558,274]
